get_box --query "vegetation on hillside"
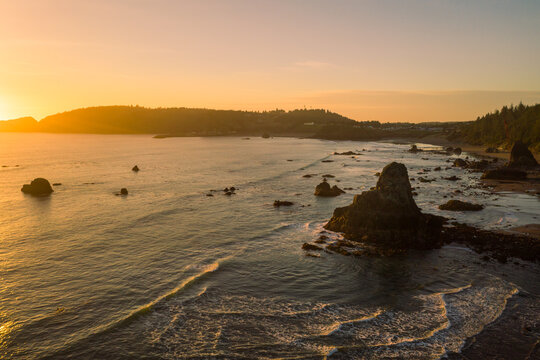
[451,103,540,152]
[1,106,355,135]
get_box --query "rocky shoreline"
[303,141,540,263]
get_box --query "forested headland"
[1,104,538,152]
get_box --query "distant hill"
[0,117,38,132]
[450,103,540,152]
[0,106,356,136]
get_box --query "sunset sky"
[1,0,539,122]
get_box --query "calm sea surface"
[0,133,538,359]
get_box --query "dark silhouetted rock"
[333,151,361,155]
[262,133,270,138]
[481,168,527,180]
[508,141,538,168]
[273,200,294,207]
[443,176,460,181]
[322,174,335,178]
[324,162,444,249]
[302,243,323,251]
[302,174,313,178]
[439,200,483,211]
[408,144,422,153]
[453,147,462,155]
[224,191,233,196]
[433,167,441,171]
[314,180,345,197]
[132,165,140,172]
[21,178,54,196]
[53,183,62,186]
[453,158,467,167]
[206,193,213,197]
[120,188,128,195]
[321,160,334,163]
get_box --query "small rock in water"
[120,188,128,195]
[302,243,323,251]
[439,200,483,211]
[132,165,140,172]
[314,180,345,197]
[52,183,62,186]
[21,178,54,196]
[273,200,294,207]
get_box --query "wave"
[41,258,226,359]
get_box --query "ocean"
[0,133,538,359]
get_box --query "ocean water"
[0,133,538,359]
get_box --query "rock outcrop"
[273,200,294,207]
[439,200,483,211]
[453,158,467,167]
[21,178,54,196]
[324,162,443,249]
[408,144,421,153]
[508,141,538,168]
[314,180,345,197]
[481,168,527,180]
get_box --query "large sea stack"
[324,162,443,249]
[21,178,54,196]
[508,141,538,168]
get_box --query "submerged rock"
[439,200,483,211]
[508,141,538,168]
[314,180,345,197]
[21,178,54,196]
[333,151,361,155]
[273,200,294,207]
[453,158,467,167]
[481,168,527,180]
[302,243,323,251]
[324,162,444,249]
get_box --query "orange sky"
[1,0,539,122]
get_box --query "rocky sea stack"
[21,178,54,196]
[508,141,538,168]
[324,162,443,249]
[314,180,345,197]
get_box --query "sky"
[0,0,539,122]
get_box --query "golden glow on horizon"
[0,1,539,122]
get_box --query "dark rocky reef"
[439,200,483,211]
[508,141,538,168]
[21,178,54,196]
[481,168,527,180]
[314,180,345,197]
[333,151,362,155]
[324,162,443,249]
[273,200,294,207]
